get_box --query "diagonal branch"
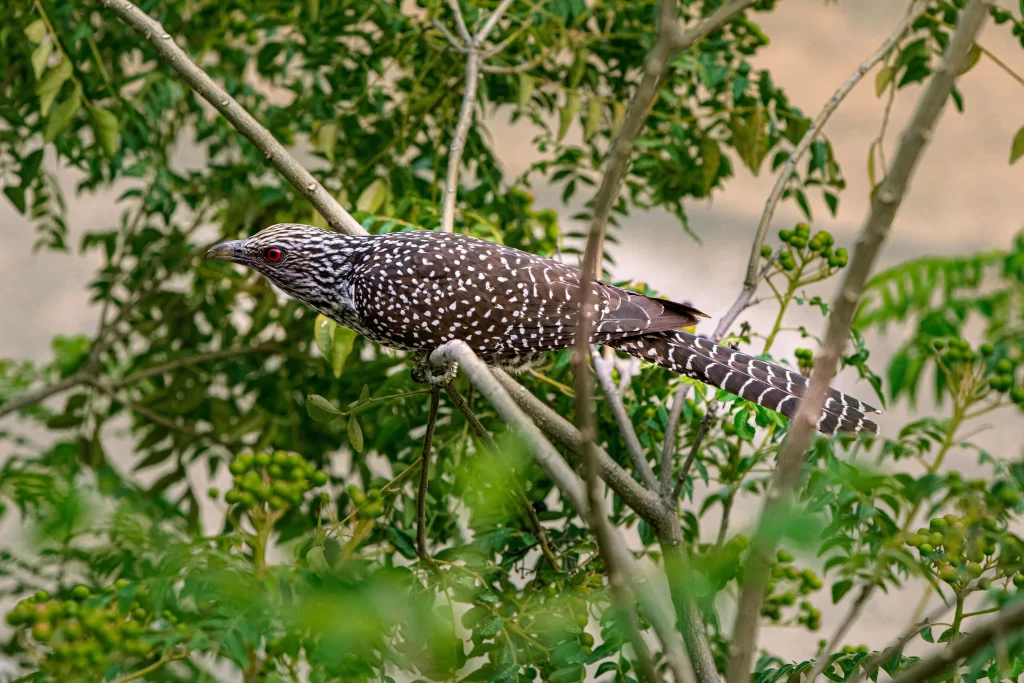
[886,600,1024,683]
[725,4,991,683]
[417,388,442,569]
[438,0,518,232]
[430,342,694,683]
[100,0,365,236]
[0,373,88,420]
[660,383,691,499]
[714,1,927,341]
[593,350,659,491]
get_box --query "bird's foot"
[411,352,458,387]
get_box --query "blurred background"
[3,0,1023,664]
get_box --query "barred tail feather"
[610,331,881,436]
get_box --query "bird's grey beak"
[204,240,246,263]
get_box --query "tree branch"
[593,350,659,491]
[886,600,1024,683]
[660,383,690,499]
[100,0,365,236]
[725,5,991,683]
[442,384,561,570]
[713,2,923,341]
[672,400,717,501]
[430,343,693,683]
[0,373,87,420]
[438,0,518,232]
[417,388,442,568]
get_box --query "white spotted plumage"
[220,223,881,435]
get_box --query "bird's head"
[204,223,361,309]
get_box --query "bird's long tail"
[608,330,881,435]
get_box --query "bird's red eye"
[265,247,283,262]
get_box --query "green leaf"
[700,137,722,193]
[487,663,518,683]
[960,43,982,75]
[387,526,417,559]
[306,394,341,423]
[44,85,81,142]
[1010,125,1024,165]
[24,19,47,44]
[583,98,602,142]
[558,93,581,142]
[730,104,767,175]
[831,579,853,604]
[733,409,756,441]
[866,139,879,189]
[306,546,330,575]
[920,625,934,643]
[36,58,73,117]
[356,178,387,213]
[476,615,504,639]
[3,186,27,214]
[874,66,893,97]
[31,41,53,81]
[314,314,335,364]
[610,101,625,139]
[331,326,358,378]
[313,121,337,162]
[548,665,585,683]
[347,414,364,452]
[517,73,535,110]
[89,106,119,157]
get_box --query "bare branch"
[440,50,482,232]
[446,0,472,45]
[593,350,659,491]
[0,373,87,420]
[100,0,365,236]
[492,369,667,526]
[713,3,923,341]
[725,5,991,683]
[431,345,693,683]
[803,584,875,683]
[443,384,560,570]
[476,0,517,45]
[660,383,691,498]
[672,400,717,501]
[887,600,1024,683]
[417,388,442,569]
[432,19,467,51]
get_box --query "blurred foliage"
[2,0,1024,681]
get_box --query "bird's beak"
[204,240,246,263]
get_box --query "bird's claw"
[411,352,458,387]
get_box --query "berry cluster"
[220,451,330,512]
[762,550,824,630]
[347,484,384,520]
[766,223,848,272]
[5,582,173,679]
[794,347,814,374]
[905,513,1024,590]
[927,339,1024,409]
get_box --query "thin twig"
[672,400,717,501]
[446,0,472,45]
[0,373,87,420]
[443,384,560,570]
[593,350,659,491]
[113,344,281,388]
[660,383,691,498]
[725,5,991,683]
[440,50,481,232]
[417,388,442,569]
[886,601,1024,683]
[100,0,365,236]
[713,2,925,341]
[803,584,876,683]
[110,651,189,683]
[431,343,693,683]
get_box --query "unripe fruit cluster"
[794,348,814,373]
[347,484,384,520]
[761,550,823,630]
[221,451,329,512]
[988,357,1024,405]
[768,223,848,272]
[5,582,164,678]
[902,513,1023,589]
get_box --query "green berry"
[929,517,947,531]
[32,622,54,642]
[980,343,994,356]
[1012,574,1024,588]
[795,223,811,238]
[269,496,289,510]
[995,359,1015,374]
[938,565,958,583]
[778,229,793,242]
[966,562,983,577]
[207,487,220,498]
[272,451,290,467]
[789,236,807,249]
[919,543,934,554]
[239,492,256,507]
[225,489,241,504]
[268,464,284,478]
[70,585,91,601]
[229,459,247,475]
[776,550,794,563]
[311,471,329,486]
[1010,387,1024,404]
[254,452,272,468]
[761,245,773,259]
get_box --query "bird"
[204,223,881,435]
